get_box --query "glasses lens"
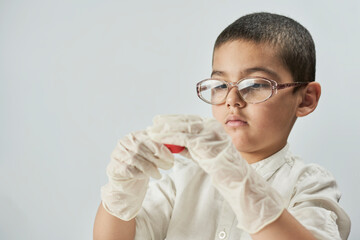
[198,79,228,104]
[238,79,272,103]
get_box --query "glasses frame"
[196,77,309,105]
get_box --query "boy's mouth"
[226,120,248,127]
[225,115,248,127]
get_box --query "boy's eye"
[251,83,262,88]
[250,83,267,89]
[214,84,227,90]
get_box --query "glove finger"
[148,129,225,148]
[152,114,203,125]
[107,161,147,180]
[137,138,174,170]
[130,154,162,179]
[203,118,225,131]
[147,116,227,148]
[178,148,193,160]
[117,131,174,171]
[114,142,162,179]
[111,137,162,179]
[147,131,189,148]
[151,114,204,134]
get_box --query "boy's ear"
[296,82,321,117]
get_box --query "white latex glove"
[147,114,285,233]
[101,130,174,221]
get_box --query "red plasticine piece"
[164,144,185,153]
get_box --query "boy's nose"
[226,87,246,108]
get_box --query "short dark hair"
[214,12,316,83]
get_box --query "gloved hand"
[147,114,285,233]
[101,130,174,221]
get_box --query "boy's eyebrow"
[211,70,224,77]
[211,67,280,80]
[244,67,280,80]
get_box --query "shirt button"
[218,230,227,239]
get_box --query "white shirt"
[135,144,351,240]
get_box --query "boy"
[94,12,351,239]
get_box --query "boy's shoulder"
[282,153,337,184]
[271,150,342,203]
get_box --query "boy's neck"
[240,142,288,164]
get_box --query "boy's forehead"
[212,40,289,81]
[212,40,280,62]
[211,67,280,80]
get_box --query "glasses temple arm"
[276,82,309,90]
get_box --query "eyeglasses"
[196,77,309,105]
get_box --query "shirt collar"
[250,143,290,180]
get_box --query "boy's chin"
[229,135,250,151]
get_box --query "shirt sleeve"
[287,164,351,240]
[134,173,176,240]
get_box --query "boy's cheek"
[211,105,224,122]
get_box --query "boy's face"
[212,40,303,163]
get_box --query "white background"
[1,0,359,239]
